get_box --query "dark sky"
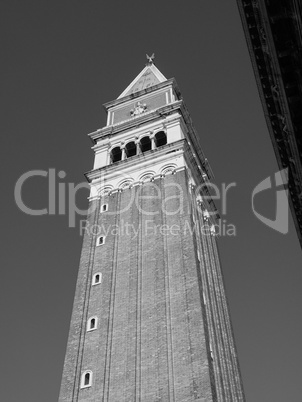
[2,1,302,401]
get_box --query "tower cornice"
[88,100,182,143]
[103,78,180,110]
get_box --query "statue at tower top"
[146,53,155,65]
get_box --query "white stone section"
[161,165,177,176]
[89,152,186,199]
[92,112,185,170]
[139,171,156,182]
[86,70,215,217]
[99,186,113,196]
[117,178,134,189]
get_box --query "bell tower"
[59,59,245,401]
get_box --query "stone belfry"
[59,57,245,401]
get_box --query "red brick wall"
[59,169,244,401]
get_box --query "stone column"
[150,133,155,150]
[135,137,140,155]
[121,144,126,160]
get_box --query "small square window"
[97,236,105,246]
[100,204,108,213]
[81,371,92,388]
[92,272,102,285]
[87,316,98,331]
[209,344,214,361]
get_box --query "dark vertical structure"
[237,0,302,247]
[59,61,245,401]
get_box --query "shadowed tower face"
[59,61,245,402]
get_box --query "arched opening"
[140,136,151,152]
[84,373,90,385]
[81,370,92,388]
[111,146,122,163]
[125,141,137,157]
[154,131,167,147]
[92,272,102,286]
[87,317,98,331]
[118,180,133,190]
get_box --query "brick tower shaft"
[59,61,245,401]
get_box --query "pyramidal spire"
[118,54,167,98]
